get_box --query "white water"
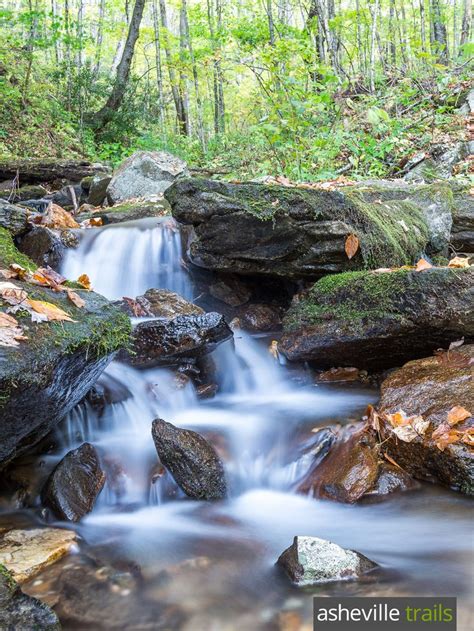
[46,219,474,628]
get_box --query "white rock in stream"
[277,536,377,586]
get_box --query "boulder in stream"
[277,536,377,586]
[0,563,61,630]
[16,225,78,270]
[122,312,232,369]
[87,174,112,206]
[166,178,463,280]
[152,418,227,500]
[116,288,204,319]
[377,344,474,495]
[106,151,189,205]
[280,267,473,370]
[41,443,106,521]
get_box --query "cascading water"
[21,217,472,629]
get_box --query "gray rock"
[0,565,60,630]
[121,312,232,369]
[41,443,106,522]
[280,267,474,370]
[17,226,78,270]
[277,536,377,586]
[404,142,471,183]
[0,184,48,203]
[87,175,112,206]
[152,418,226,500]
[0,200,29,236]
[166,178,453,280]
[107,151,189,205]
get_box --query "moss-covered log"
[280,267,473,369]
[165,178,458,280]
[0,229,131,466]
[0,159,109,185]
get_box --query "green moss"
[284,268,466,330]
[0,563,16,591]
[0,227,36,270]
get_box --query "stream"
[3,217,474,629]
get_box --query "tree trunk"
[93,0,147,130]
[368,0,380,93]
[159,0,188,135]
[207,0,225,135]
[419,0,427,54]
[93,0,106,77]
[460,0,472,49]
[182,0,205,148]
[152,0,165,129]
[430,0,449,64]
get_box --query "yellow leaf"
[448,256,470,269]
[447,406,471,426]
[344,233,359,259]
[77,274,92,290]
[269,340,279,360]
[415,258,433,271]
[26,299,75,322]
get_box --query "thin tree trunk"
[93,0,106,77]
[159,0,188,134]
[152,0,165,129]
[460,0,472,49]
[430,0,449,64]
[93,0,147,129]
[420,0,427,53]
[207,0,225,135]
[368,0,380,93]
[182,0,205,148]
[179,2,191,135]
[389,0,396,67]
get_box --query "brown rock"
[239,303,282,332]
[378,345,474,494]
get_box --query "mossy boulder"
[0,229,131,466]
[280,267,473,369]
[165,178,457,280]
[0,200,29,237]
[0,563,61,630]
[378,345,474,495]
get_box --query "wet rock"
[239,303,282,332]
[277,536,377,586]
[41,443,106,521]
[209,275,252,307]
[0,528,77,583]
[378,345,474,495]
[297,424,418,502]
[122,312,232,369]
[87,175,112,206]
[152,418,227,500]
[451,189,474,254]
[0,230,131,467]
[196,383,218,399]
[116,288,203,319]
[0,564,60,630]
[0,199,29,236]
[86,372,132,414]
[166,178,456,280]
[53,558,184,630]
[48,184,85,210]
[107,151,189,205]
[16,226,79,269]
[280,268,473,370]
[79,196,170,224]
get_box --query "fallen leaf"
[448,256,470,268]
[382,452,404,470]
[66,290,85,308]
[373,268,393,273]
[41,204,79,230]
[77,274,92,290]
[269,340,279,360]
[344,233,359,259]
[9,264,29,280]
[26,299,75,322]
[35,267,66,288]
[447,406,471,426]
[415,258,433,271]
[0,312,27,347]
[385,410,411,427]
[392,424,419,442]
[460,428,474,446]
[0,268,19,279]
[431,423,461,451]
[365,404,381,432]
[0,282,28,306]
[411,415,430,436]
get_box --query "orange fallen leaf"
[344,233,359,259]
[447,406,471,426]
[269,340,279,360]
[431,424,461,451]
[26,299,75,322]
[385,410,411,427]
[66,290,85,309]
[448,256,470,269]
[41,204,80,230]
[77,274,92,290]
[365,404,381,432]
[415,258,433,271]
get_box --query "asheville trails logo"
[313,597,456,630]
